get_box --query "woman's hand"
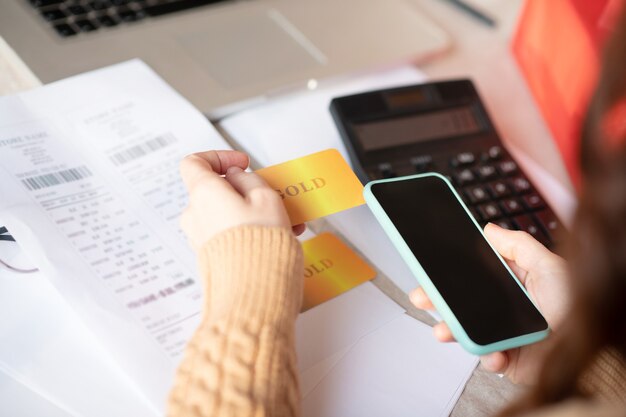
[179,150,304,251]
[410,223,570,385]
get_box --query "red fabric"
[512,0,623,188]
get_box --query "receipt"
[0,61,232,409]
[1,119,198,357]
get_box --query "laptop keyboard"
[28,0,230,37]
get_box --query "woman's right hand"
[410,223,571,385]
[179,150,305,252]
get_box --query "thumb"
[180,150,248,191]
[225,167,273,198]
[484,223,552,284]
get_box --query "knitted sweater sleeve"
[522,349,626,417]
[167,226,303,417]
[579,348,626,404]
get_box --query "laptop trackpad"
[177,9,325,89]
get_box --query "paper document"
[295,279,478,415]
[0,252,158,417]
[0,365,75,417]
[296,281,403,372]
[302,315,477,417]
[0,60,232,410]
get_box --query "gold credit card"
[256,149,365,225]
[301,232,377,312]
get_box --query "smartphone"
[364,173,549,355]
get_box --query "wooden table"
[0,1,572,414]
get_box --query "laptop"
[0,0,449,118]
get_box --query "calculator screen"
[353,107,482,151]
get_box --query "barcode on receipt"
[110,134,176,165]
[21,166,93,191]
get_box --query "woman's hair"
[501,4,626,415]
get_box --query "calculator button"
[475,164,498,181]
[501,198,524,215]
[535,210,562,237]
[450,152,475,167]
[453,169,475,186]
[485,146,504,161]
[513,215,550,246]
[497,160,519,176]
[477,203,502,221]
[487,181,511,199]
[510,176,532,194]
[522,193,546,210]
[410,155,432,172]
[464,186,489,204]
[494,219,515,230]
[378,163,395,178]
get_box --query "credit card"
[256,149,365,225]
[301,232,376,312]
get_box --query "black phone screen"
[370,175,548,345]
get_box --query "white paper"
[0,365,75,417]
[299,345,353,398]
[302,314,478,417]
[0,60,233,411]
[220,67,427,293]
[0,266,156,417]
[296,281,404,372]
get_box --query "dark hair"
[500,4,626,414]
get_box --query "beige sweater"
[167,226,626,417]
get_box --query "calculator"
[329,79,565,250]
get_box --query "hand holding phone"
[364,173,552,356]
[411,223,570,384]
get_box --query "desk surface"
[0,0,571,415]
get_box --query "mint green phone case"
[363,172,549,356]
